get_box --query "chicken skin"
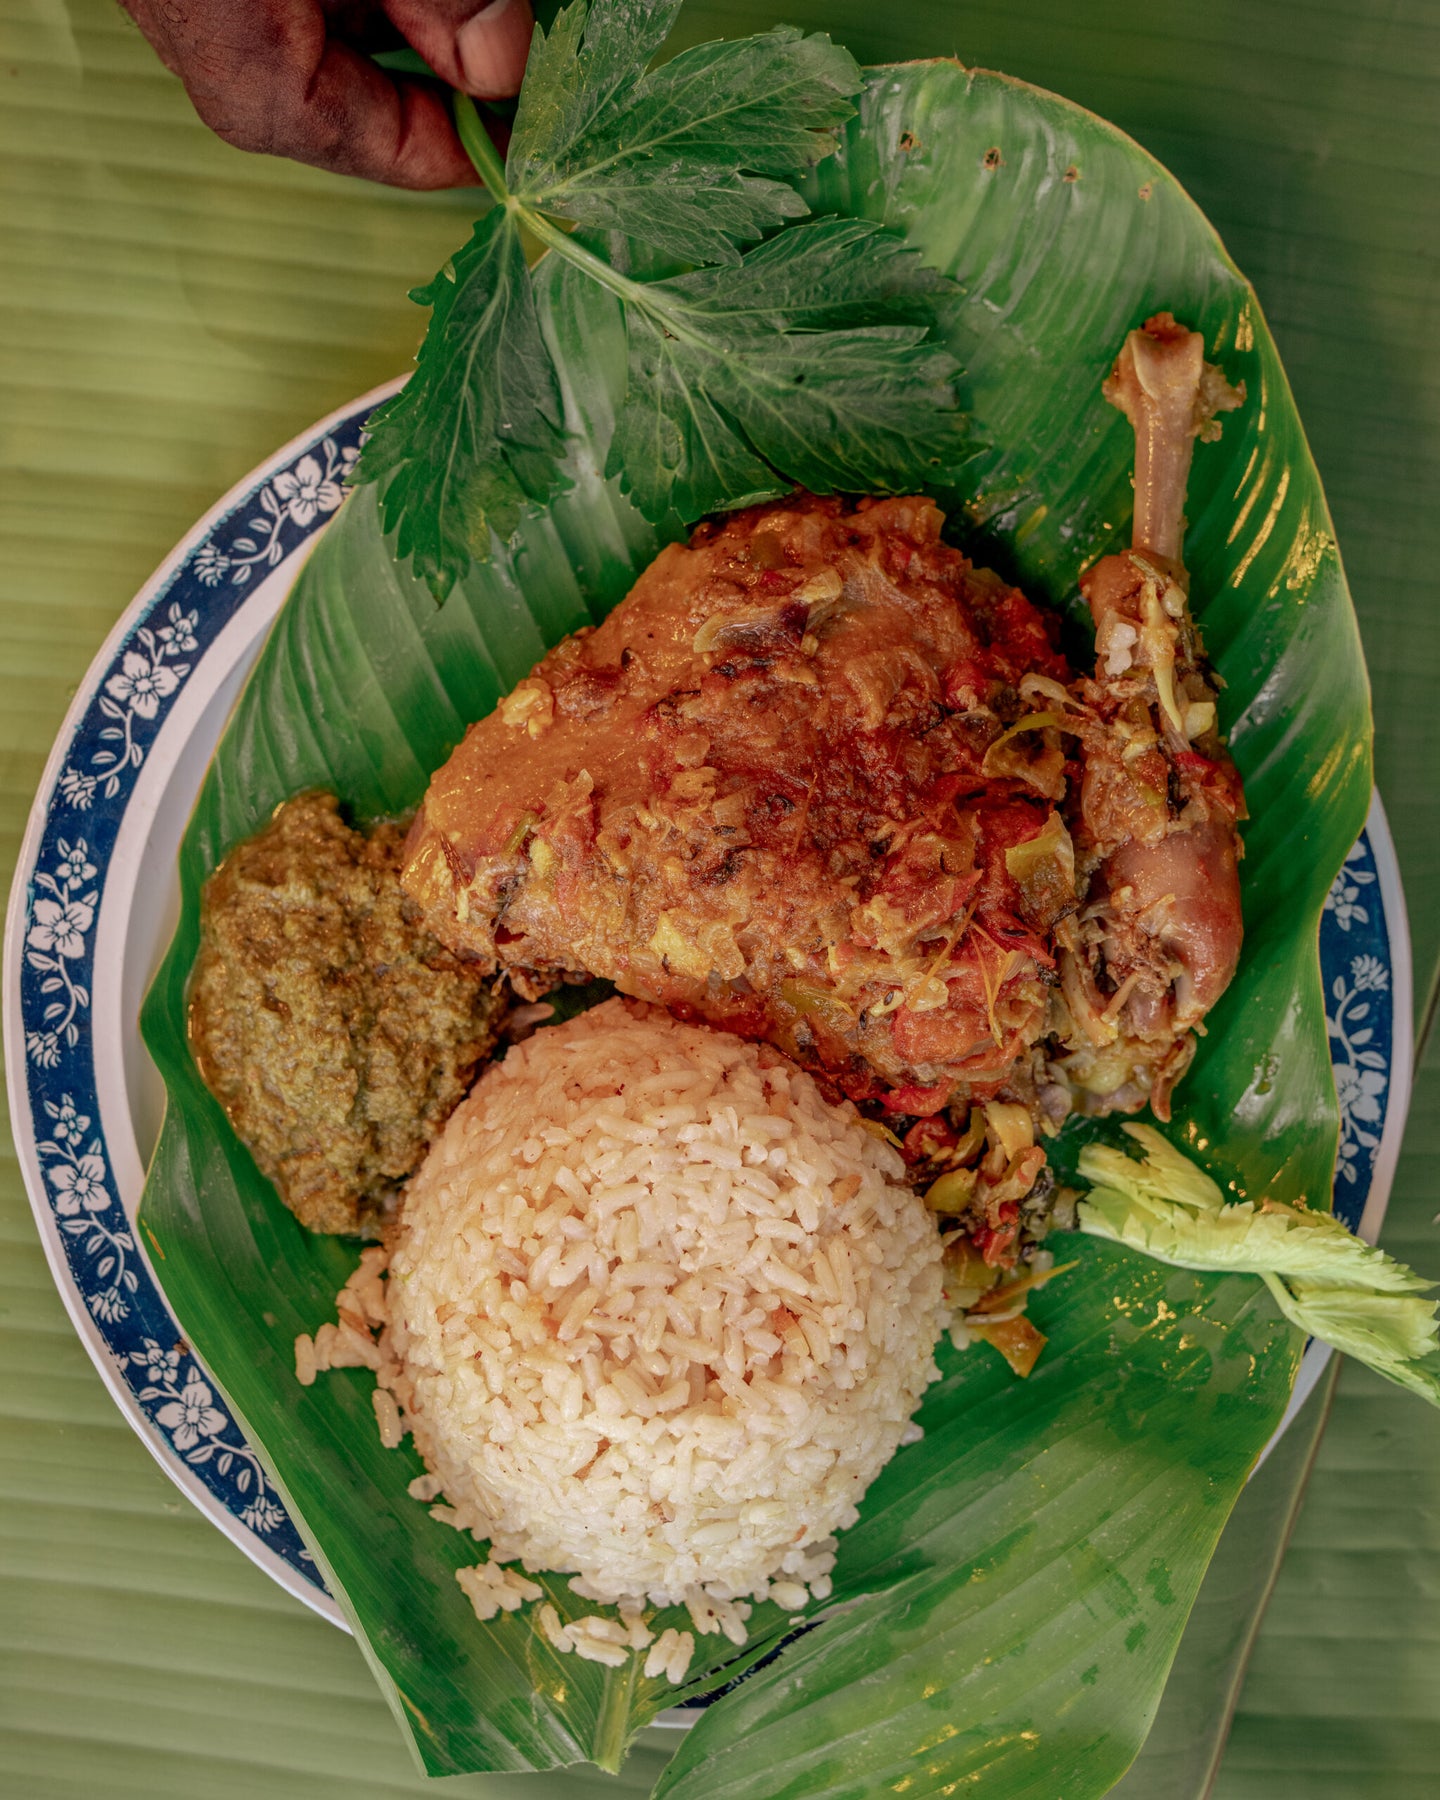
[402,492,1078,1116]
[402,316,1246,1143]
[1049,314,1246,1117]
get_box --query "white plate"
[3,386,1415,1629]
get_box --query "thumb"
[386,0,535,101]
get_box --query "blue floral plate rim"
[1,384,1415,1632]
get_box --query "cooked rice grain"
[644,1627,697,1685]
[390,1000,945,1605]
[372,1386,404,1448]
[456,1559,544,1623]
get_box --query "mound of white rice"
[385,998,945,1605]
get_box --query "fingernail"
[457,0,534,100]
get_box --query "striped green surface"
[2,2,1437,1796]
[1215,1050,1440,1800]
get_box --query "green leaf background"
[138,55,1371,1798]
[358,204,568,596]
[508,9,861,262]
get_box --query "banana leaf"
[138,53,1371,1797]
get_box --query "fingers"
[120,0,477,189]
[280,45,479,187]
[386,0,534,99]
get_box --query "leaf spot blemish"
[1063,163,1080,183]
[1138,180,1154,201]
[982,146,1003,172]
[899,131,919,153]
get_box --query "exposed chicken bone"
[1103,312,1244,568]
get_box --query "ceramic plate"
[3,386,1414,1628]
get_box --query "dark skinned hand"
[118,0,533,188]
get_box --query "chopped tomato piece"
[902,1114,959,1165]
[882,1081,952,1117]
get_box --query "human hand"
[118,0,533,189]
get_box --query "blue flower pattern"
[16,422,368,1591]
[1321,838,1394,1230]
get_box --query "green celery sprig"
[1077,1124,1440,1407]
[355,0,967,600]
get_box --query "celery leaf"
[1077,1125,1440,1408]
[609,220,968,519]
[357,210,564,601]
[354,0,962,599]
[508,6,861,263]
